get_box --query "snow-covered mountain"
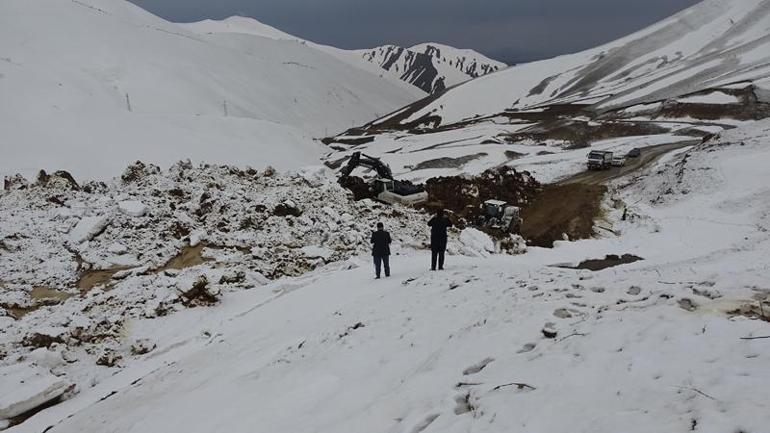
[356,43,507,94]
[326,0,770,183]
[182,17,506,95]
[0,0,421,180]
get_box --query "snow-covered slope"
[182,17,506,95]
[356,43,507,94]
[0,0,419,180]
[183,15,297,41]
[178,17,424,99]
[325,0,770,183]
[375,0,770,127]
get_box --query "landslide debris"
[423,167,541,226]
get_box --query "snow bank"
[0,364,71,420]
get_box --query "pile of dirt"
[520,183,607,247]
[423,167,541,224]
[339,176,375,201]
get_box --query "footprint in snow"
[462,357,494,375]
[517,343,536,353]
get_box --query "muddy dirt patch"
[520,183,606,247]
[156,244,214,273]
[1,287,74,320]
[78,267,132,293]
[728,302,770,323]
[556,254,644,271]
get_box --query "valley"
[2,0,770,432]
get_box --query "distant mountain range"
[356,43,506,94]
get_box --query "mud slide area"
[520,183,607,247]
[521,140,698,247]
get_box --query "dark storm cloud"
[127,0,701,64]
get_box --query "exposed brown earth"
[78,267,132,293]
[520,183,607,247]
[156,244,213,272]
[422,167,541,224]
[556,254,644,271]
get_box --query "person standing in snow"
[428,209,453,271]
[371,222,392,279]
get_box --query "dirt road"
[558,140,699,185]
[521,139,699,247]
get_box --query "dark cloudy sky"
[128,0,700,64]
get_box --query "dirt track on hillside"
[558,140,699,185]
[520,140,699,247]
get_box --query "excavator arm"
[338,151,393,182]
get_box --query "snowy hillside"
[182,17,506,95]
[0,0,419,180]
[326,0,770,183]
[356,43,507,94]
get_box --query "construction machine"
[338,152,429,205]
[479,199,522,233]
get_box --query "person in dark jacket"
[370,222,392,279]
[428,209,453,270]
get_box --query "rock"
[273,200,302,217]
[219,270,246,285]
[121,161,159,184]
[178,276,219,306]
[3,174,29,191]
[627,286,642,296]
[36,170,80,191]
[553,308,573,319]
[542,322,558,339]
[678,298,698,312]
[130,339,156,356]
[118,200,149,217]
[96,351,122,367]
[68,215,109,244]
[22,328,66,348]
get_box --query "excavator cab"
[373,179,395,194]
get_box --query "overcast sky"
[128,0,700,64]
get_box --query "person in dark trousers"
[428,209,453,271]
[370,222,391,279]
